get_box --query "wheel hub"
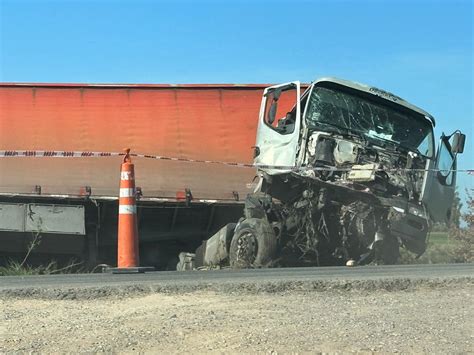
[236,231,258,264]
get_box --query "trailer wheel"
[229,218,277,268]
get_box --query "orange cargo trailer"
[0,83,272,200]
[0,83,293,268]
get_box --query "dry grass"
[0,259,84,276]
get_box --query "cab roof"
[313,77,436,127]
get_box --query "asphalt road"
[1,263,472,294]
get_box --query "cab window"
[263,87,298,135]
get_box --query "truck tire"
[229,218,277,268]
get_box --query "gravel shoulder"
[1,285,473,353]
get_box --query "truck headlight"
[409,206,426,219]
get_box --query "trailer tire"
[229,218,277,268]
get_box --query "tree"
[449,189,463,229]
[449,189,474,263]
[432,189,463,232]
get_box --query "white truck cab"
[242,78,465,265]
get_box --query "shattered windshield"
[305,86,435,157]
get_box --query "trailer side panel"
[0,84,267,200]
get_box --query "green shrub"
[448,189,474,263]
[400,243,458,264]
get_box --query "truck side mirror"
[451,133,466,154]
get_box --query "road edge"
[1,276,472,300]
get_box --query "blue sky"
[0,0,472,199]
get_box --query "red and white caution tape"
[0,150,121,158]
[0,149,473,174]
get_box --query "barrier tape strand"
[0,150,473,174]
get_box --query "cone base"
[106,266,155,274]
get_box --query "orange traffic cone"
[110,149,153,273]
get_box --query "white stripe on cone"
[120,171,134,180]
[120,188,135,197]
[119,205,137,214]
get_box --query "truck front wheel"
[229,218,277,268]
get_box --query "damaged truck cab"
[192,78,465,269]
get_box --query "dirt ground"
[1,286,473,353]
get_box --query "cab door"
[422,132,465,223]
[254,82,301,174]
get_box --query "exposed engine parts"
[334,140,358,165]
[304,132,426,202]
